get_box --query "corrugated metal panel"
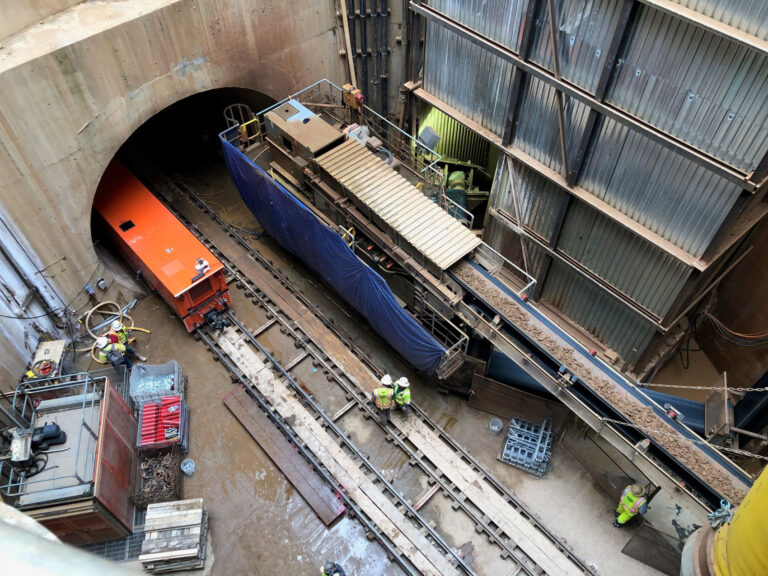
[540,260,657,364]
[316,139,481,269]
[530,0,625,93]
[424,21,515,135]
[608,5,768,172]
[484,214,550,279]
[579,115,742,257]
[513,76,591,173]
[669,0,768,41]
[557,202,692,317]
[420,107,491,168]
[429,0,530,53]
[490,158,570,241]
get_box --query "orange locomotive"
[94,160,231,331]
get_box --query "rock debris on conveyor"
[452,261,748,504]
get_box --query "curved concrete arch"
[0,0,343,374]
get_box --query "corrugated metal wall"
[419,107,491,169]
[420,0,767,366]
[666,0,768,45]
[540,259,657,360]
[579,116,742,257]
[424,22,515,135]
[607,6,768,172]
[556,201,693,317]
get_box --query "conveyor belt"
[316,139,481,270]
[450,259,752,507]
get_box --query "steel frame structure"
[410,1,762,192]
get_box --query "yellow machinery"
[681,465,768,575]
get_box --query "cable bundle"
[704,312,768,348]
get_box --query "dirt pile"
[453,261,748,503]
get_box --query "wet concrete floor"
[81,156,665,575]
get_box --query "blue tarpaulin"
[221,136,446,374]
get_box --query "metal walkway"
[315,139,481,271]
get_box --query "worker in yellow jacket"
[614,483,648,527]
[96,336,133,370]
[371,374,394,425]
[109,320,147,362]
[394,377,411,416]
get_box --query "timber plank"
[396,415,581,576]
[139,548,200,562]
[222,385,345,526]
[217,330,460,576]
[168,186,581,575]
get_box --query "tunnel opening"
[90,87,275,301]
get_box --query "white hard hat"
[396,377,409,388]
[111,320,122,331]
[380,374,393,386]
[96,336,109,349]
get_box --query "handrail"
[474,242,537,297]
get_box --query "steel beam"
[546,0,570,179]
[567,0,635,186]
[413,85,709,270]
[501,0,540,146]
[750,148,768,186]
[637,0,768,57]
[410,1,754,191]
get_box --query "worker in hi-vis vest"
[96,336,133,370]
[320,561,346,576]
[371,374,395,425]
[614,483,648,527]
[109,320,148,362]
[394,377,411,415]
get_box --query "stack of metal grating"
[499,418,553,477]
[138,499,208,573]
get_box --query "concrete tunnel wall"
[0,0,345,381]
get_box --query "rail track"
[151,174,594,576]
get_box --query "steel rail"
[195,328,420,576]
[228,284,541,575]
[161,177,592,574]
[224,311,478,576]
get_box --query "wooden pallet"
[139,499,208,573]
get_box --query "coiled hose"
[75,301,150,363]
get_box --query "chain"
[599,417,768,463]
[639,383,768,393]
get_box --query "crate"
[499,417,553,477]
[137,396,190,453]
[129,361,187,406]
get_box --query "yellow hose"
[83,300,134,339]
[76,301,151,358]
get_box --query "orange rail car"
[94,160,231,331]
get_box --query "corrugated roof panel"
[316,140,481,269]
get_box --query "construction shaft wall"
[0,0,767,388]
[0,0,347,382]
